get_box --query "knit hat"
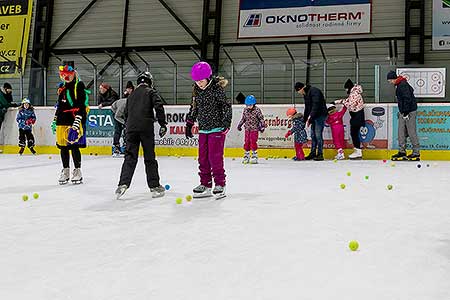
[126,81,134,89]
[286,107,297,117]
[294,82,305,91]
[327,105,337,114]
[3,82,12,90]
[245,95,257,106]
[387,71,397,80]
[191,61,212,81]
[344,79,354,90]
[22,98,31,104]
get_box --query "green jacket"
[0,91,14,109]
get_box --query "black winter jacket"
[302,85,328,123]
[395,77,417,114]
[97,88,119,106]
[186,78,232,131]
[125,84,166,132]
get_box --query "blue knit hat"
[245,95,257,105]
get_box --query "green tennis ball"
[387,184,393,190]
[22,195,29,201]
[346,171,351,176]
[349,240,359,251]
[390,162,396,167]
[340,183,346,189]
[333,159,338,163]
[33,193,39,199]
[176,198,182,204]
[186,195,192,202]
[364,176,369,180]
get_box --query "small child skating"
[326,105,347,160]
[285,108,307,161]
[16,98,36,155]
[237,95,265,164]
[185,62,232,199]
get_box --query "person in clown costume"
[52,65,89,184]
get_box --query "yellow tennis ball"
[349,240,359,251]
[176,198,182,204]
[22,195,29,201]
[387,184,393,190]
[33,193,39,199]
[340,183,346,189]
[186,195,192,202]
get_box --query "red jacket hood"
[395,76,407,86]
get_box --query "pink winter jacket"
[337,85,364,112]
[326,106,347,127]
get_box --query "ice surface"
[1,154,450,300]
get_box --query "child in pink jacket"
[326,105,347,160]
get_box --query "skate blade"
[349,157,362,160]
[214,193,226,200]
[193,191,213,198]
[151,192,165,198]
[391,157,407,161]
[59,180,69,185]
[408,158,420,161]
[72,180,83,185]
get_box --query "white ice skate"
[242,151,250,164]
[348,148,362,160]
[71,168,83,184]
[58,168,70,185]
[193,184,212,198]
[150,186,165,198]
[213,185,226,200]
[115,185,128,200]
[335,149,345,160]
[250,151,258,164]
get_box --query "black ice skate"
[406,153,420,161]
[150,185,165,198]
[213,185,226,200]
[391,152,407,161]
[19,147,25,155]
[193,184,212,198]
[59,168,70,185]
[115,185,128,200]
[71,168,83,184]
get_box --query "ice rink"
[1,154,449,300]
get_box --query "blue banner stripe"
[240,0,370,10]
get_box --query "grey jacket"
[111,98,127,124]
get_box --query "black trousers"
[19,129,35,148]
[113,119,125,146]
[60,146,81,168]
[349,110,365,149]
[118,130,160,189]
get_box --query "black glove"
[159,125,167,138]
[185,123,193,139]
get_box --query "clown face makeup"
[59,65,76,83]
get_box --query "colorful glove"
[159,125,167,138]
[285,130,292,139]
[185,122,194,139]
[51,119,57,135]
[72,115,82,130]
[68,128,80,143]
[25,119,35,126]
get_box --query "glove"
[72,115,82,130]
[159,125,167,138]
[237,125,242,131]
[68,128,80,144]
[185,122,194,139]
[51,119,57,135]
[25,119,33,126]
[285,130,292,139]
[259,122,266,133]
[402,113,410,120]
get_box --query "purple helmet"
[190,61,212,81]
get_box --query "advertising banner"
[433,0,450,50]
[397,68,446,98]
[392,105,450,150]
[0,0,33,77]
[238,0,371,39]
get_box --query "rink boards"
[1,104,450,160]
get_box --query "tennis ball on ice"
[364,175,369,180]
[349,240,359,251]
[164,184,170,191]
[186,195,192,202]
[48,156,52,159]
[265,157,269,160]
[346,171,351,176]
[387,184,393,190]
[232,158,236,161]
[426,164,430,168]
[390,162,396,167]
[417,164,422,168]
[94,153,98,156]
[22,195,29,201]
[333,159,338,163]
[33,193,39,199]
[340,183,346,189]
[176,198,183,204]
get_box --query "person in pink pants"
[326,105,347,160]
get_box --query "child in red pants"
[185,62,232,199]
[326,105,347,160]
[237,95,265,164]
[285,108,307,161]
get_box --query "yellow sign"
[0,0,33,78]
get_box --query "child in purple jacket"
[237,95,265,164]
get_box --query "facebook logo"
[245,14,262,27]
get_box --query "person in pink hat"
[185,62,232,199]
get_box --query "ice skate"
[313,154,324,161]
[112,146,121,158]
[305,152,316,160]
[29,147,36,155]
[213,185,226,199]
[193,184,212,198]
[250,151,258,164]
[292,156,305,161]
[391,151,407,161]
[407,153,420,161]
[242,151,250,164]
[150,185,165,198]
[58,168,70,185]
[71,168,83,184]
[335,148,345,160]
[19,147,25,155]
[349,148,362,160]
[115,185,128,200]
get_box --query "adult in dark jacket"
[122,81,134,98]
[97,83,119,108]
[115,72,168,199]
[295,82,328,161]
[387,71,420,160]
[0,82,17,131]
